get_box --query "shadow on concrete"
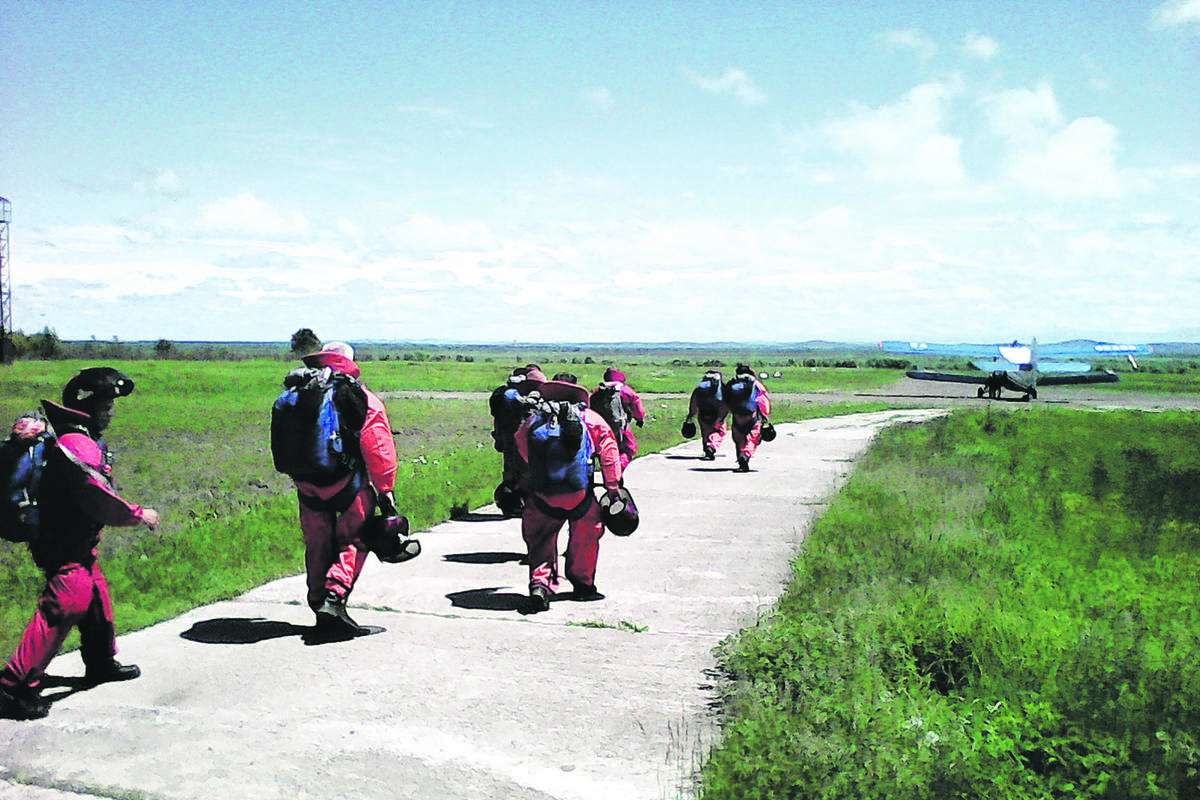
[180,617,310,645]
[450,511,509,522]
[446,587,529,613]
[180,617,386,647]
[664,454,704,461]
[39,674,95,705]
[443,551,526,565]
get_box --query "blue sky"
[3,0,1198,344]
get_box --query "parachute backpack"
[271,367,369,485]
[694,373,724,422]
[723,374,760,418]
[0,415,54,543]
[525,398,593,497]
[591,382,628,438]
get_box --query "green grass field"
[698,408,1200,799]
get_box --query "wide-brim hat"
[535,380,589,405]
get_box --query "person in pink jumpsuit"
[0,368,160,721]
[513,380,623,612]
[590,367,646,470]
[292,343,398,636]
[726,364,772,473]
[686,369,728,460]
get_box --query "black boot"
[0,683,51,720]
[528,585,551,613]
[85,659,141,685]
[315,590,362,635]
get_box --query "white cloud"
[962,32,999,60]
[684,67,767,106]
[980,81,1064,144]
[1007,117,1122,198]
[133,169,185,198]
[196,193,311,239]
[821,79,965,186]
[1150,0,1200,30]
[878,29,938,61]
[384,214,496,254]
[583,87,615,111]
[981,82,1122,198]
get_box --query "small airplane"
[878,339,1151,400]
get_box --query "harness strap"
[533,490,595,522]
[297,471,364,513]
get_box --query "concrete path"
[0,409,945,800]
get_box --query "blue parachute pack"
[0,415,54,544]
[723,374,760,417]
[271,368,368,485]
[525,399,594,497]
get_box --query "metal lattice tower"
[0,197,11,363]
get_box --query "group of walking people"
[0,347,773,720]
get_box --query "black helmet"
[364,513,421,564]
[599,487,639,537]
[493,482,526,518]
[761,420,776,442]
[680,419,697,439]
[62,367,135,412]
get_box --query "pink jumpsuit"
[689,387,728,457]
[1,402,148,693]
[728,379,772,463]
[590,381,646,470]
[514,408,622,594]
[293,353,397,612]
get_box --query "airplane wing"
[905,370,989,385]
[881,341,1007,358]
[1036,370,1120,386]
[1038,342,1153,358]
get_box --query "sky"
[2,0,1198,345]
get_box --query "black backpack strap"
[532,491,595,522]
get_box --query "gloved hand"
[604,489,627,514]
[635,418,644,428]
[377,489,399,518]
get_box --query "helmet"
[62,367,135,411]
[493,481,526,517]
[599,487,639,537]
[761,420,777,442]
[680,419,697,439]
[365,513,421,564]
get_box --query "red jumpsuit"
[0,401,148,694]
[728,379,772,465]
[293,352,397,612]
[514,408,622,594]
[590,379,646,470]
[689,386,729,458]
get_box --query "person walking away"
[488,365,546,517]
[590,367,646,470]
[683,369,728,460]
[723,364,772,473]
[273,342,398,636]
[514,379,623,612]
[0,368,160,721]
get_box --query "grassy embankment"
[698,408,1200,799]
[0,356,898,654]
